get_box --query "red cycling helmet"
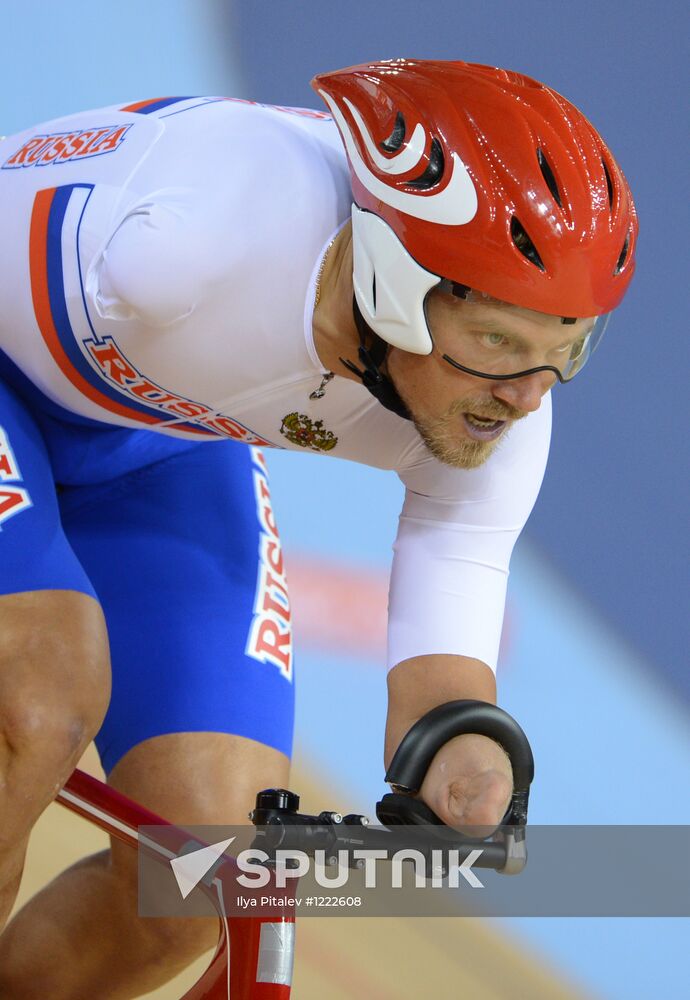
[312,59,637,357]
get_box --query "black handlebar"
[380,699,534,828]
[251,699,535,876]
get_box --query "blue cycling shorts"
[0,351,294,774]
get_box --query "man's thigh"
[108,731,289,825]
[0,374,110,845]
[106,731,288,931]
[106,731,289,962]
[59,441,295,778]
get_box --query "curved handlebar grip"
[384,699,534,825]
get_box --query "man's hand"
[416,732,513,834]
[385,653,513,833]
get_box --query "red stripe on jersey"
[29,188,168,429]
[28,187,262,442]
[119,97,172,113]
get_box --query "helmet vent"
[510,217,545,271]
[602,157,615,211]
[406,137,445,190]
[536,148,562,208]
[380,112,406,152]
[614,231,631,274]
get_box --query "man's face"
[386,289,593,470]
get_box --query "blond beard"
[410,397,526,470]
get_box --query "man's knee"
[0,590,111,732]
[1,694,91,775]
[0,590,111,843]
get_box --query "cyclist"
[0,60,636,997]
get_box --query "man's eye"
[482,332,507,347]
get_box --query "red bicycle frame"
[56,769,296,1000]
[51,702,532,996]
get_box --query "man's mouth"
[462,412,508,441]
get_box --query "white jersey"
[0,96,551,671]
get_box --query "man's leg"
[0,730,289,998]
[0,590,111,932]
[0,375,112,933]
[0,440,294,998]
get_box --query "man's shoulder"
[81,98,351,330]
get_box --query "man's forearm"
[385,653,497,767]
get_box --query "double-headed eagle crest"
[280,412,338,452]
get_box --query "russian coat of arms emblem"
[280,412,338,452]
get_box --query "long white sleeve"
[387,394,552,671]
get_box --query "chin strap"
[339,298,411,421]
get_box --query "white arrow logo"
[170,837,236,899]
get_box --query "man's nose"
[490,370,555,413]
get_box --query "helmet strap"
[339,298,411,421]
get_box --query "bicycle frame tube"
[56,769,295,1000]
